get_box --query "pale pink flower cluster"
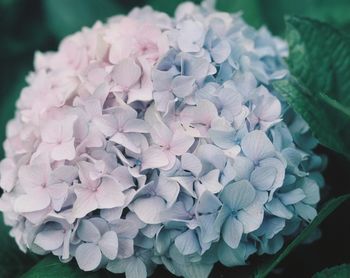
[0,2,324,278]
[0,10,169,244]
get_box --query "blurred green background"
[0,0,350,277]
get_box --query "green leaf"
[255,194,350,278]
[147,0,201,15]
[44,0,125,39]
[216,0,263,28]
[0,214,38,277]
[21,256,106,278]
[147,0,263,27]
[313,264,350,278]
[274,16,350,159]
[260,0,350,35]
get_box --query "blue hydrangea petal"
[131,196,167,224]
[98,231,119,260]
[175,229,201,255]
[300,178,320,205]
[211,39,231,63]
[75,243,102,271]
[294,203,317,222]
[217,241,255,267]
[265,198,293,219]
[222,216,243,249]
[77,219,101,243]
[171,75,196,98]
[34,229,65,251]
[232,156,255,180]
[125,257,148,278]
[237,191,268,233]
[278,189,306,206]
[220,180,256,211]
[241,130,275,162]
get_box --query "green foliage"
[21,256,105,278]
[44,0,126,39]
[313,264,350,278]
[216,0,263,28]
[147,0,201,15]
[255,194,350,278]
[260,0,350,34]
[274,16,350,159]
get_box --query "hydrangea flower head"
[0,1,325,277]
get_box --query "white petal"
[77,219,101,243]
[123,119,149,133]
[181,153,202,177]
[72,186,98,219]
[250,166,277,191]
[99,231,119,260]
[15,189,50,213]
[241,130,274,161]
[110,133,141,154]
[34,229,64,251]
[141,146,169,171]
[125,257,147,278]
[75,243,102,271]
[222,216,243,249]
[171,176,196,197]
[220,180,256,211]
[111,58,141,88]
[198,169,223,194]
[237,191,268,233]
[170,129,194,156]
[51,139,76,161]
[175,229,200,255]
[117,238,134,259]
[95,178,125,209]
[131,196,166,224]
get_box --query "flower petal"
[15,189,51,213]
[77,219,101,243]
[220,180,256,211]
[241,130,274,161]
[131,196,166,224]
[34,229,65,251]
[175,229,200,255]
[95,178,125,209]
[181,153,202,177]
[72,186,98,219]
[125,257,147,278]
[222,216,243,249]
[111,58,141,88]
[51,138,76,161]
[75,243,102,271]
[141,146,169,171]
[237,191,268,233]
[99,231,119,260]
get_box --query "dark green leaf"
[255,194,350,278]
[44,0,126,39]
[147,0,263,27]
[313,264,350,278]
[21,256,106,278]
[274,16,350,159]
[0,214,38,277]
[147,0,201,15]
[260,0,350,34]
[216,0,263,28]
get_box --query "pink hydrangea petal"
[14,189,51,213]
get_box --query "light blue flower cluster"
[0,2,325,278]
